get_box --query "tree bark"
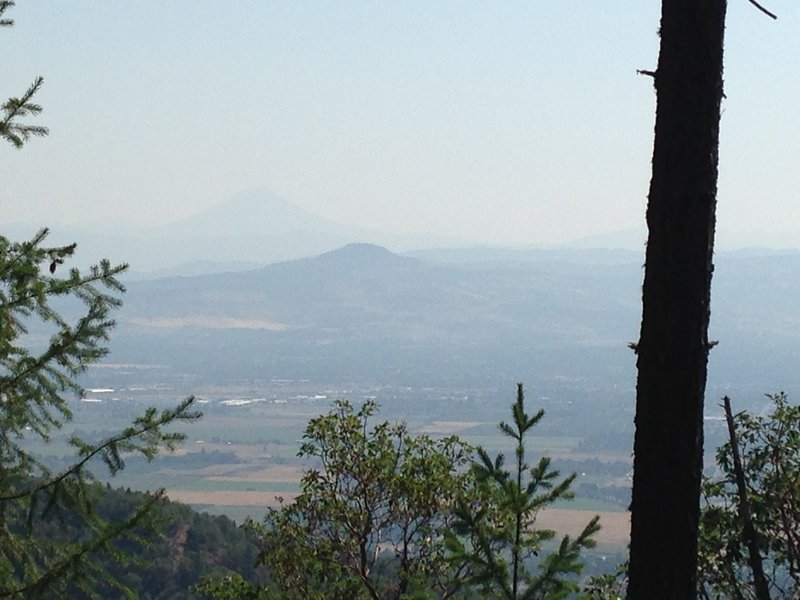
[627,2,727,599]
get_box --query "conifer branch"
[0,490,165,598]
[0,397,199,503]
[0,1,14,28]
[1,76,49,148]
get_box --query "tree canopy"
[699,394,800,599]
[200,386,599,600]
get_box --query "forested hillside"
[27,485,264,599]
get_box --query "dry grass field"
[164,488,629,547]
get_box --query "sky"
[3,1,800,248]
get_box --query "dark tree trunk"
[627,2,727,599]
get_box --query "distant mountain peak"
[158,187,350,238]
[320,243,391,258]
[317,243,418,268]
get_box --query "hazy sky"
[3,2,799,247]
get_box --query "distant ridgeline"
[104,243,800,399]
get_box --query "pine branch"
[1,76,49,148]
[0,489,166,598]
[0,397,199,502]
[0,1,15,27]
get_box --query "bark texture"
[627,2,727,598]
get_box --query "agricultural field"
[36,380,634,549]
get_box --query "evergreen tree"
[0,222,201,599]
[445,384,600,599]
[1,4,200,595]
[0,3,48,148]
